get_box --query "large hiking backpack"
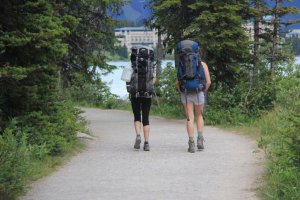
[126,46,155,97]
[176,40,206,92]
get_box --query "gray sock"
[198,131,203,138]
[189,137,194,142]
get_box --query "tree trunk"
[199,25,208,63]
[271,0,279,76]
[253,0,260,77]
[156,27,162,75]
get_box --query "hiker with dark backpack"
[175,40,211,153]
[125,46,156,151]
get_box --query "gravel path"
[21,108,264,200]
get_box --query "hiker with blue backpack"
[175,40,211,153]
[124,46,156,151]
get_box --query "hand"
[175,80,180,91]
[152,72,156,84]
[152,77,156,84]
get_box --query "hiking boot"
[143,142,150,151]
[188,140,196,153]
[197,136,204,150]
[134,135,141,149]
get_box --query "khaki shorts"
[180,91,205,105]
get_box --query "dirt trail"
[21,108,264,200]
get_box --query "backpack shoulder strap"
[177,41,182,52]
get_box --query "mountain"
[115,0,300,29]
[114,0,151,23]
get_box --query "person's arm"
[175,51,181,92]
[175,79,180,91]
[202,62,211,92]
[152,73,156,84]
[152,65,157,84]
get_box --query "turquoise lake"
[102,57,300,99]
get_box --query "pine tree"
[148,0,251,87]
[244,0,299,113]
[51,0,124,88]
[0,0,69,123]
[249,0,299,75]
[268,0,299,75]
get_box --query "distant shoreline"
[104,57,300,98]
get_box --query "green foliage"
[249,0,299,76]
[151,103,185,119]
[148,0,298,125]
[149,0,251,87]
[153,62,268,124]
[115,20,145,28]
[150,1,299,198]
[0,102,84,200]
[287,37,300,56]
[0,0,68,65]
[205,90,253,125]
[203,81,268,125]
[63,72,118,109]
[153,62,185,118]
[57,0,125,88]
[156,62,179,104]
[112,45,129,60]
[259,107,300,199]
[0,0,124,199]
[259,67,300,200]
[0,0,68,123]
[0,66,61,124]
[0,129,29,200]
[7,102,82,156]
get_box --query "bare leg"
[195,104,204,132]
[134,121,141,135]
[183,102,195,138]
[133,121,142,149]
[195,104,205,149]
[143,125,150,141]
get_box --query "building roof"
[286,29,300,37]
[114,26,152,32]
[288,29,300,33]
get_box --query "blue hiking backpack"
[176,40,206,93]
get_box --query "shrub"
[6,102,82,156]
[0,129,29,200]
[154,62,266,124]
[64,72,118,108]
[259,68,300,200]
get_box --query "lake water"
[103,57,300,98]
[296,56,300,65]
[102,60,175,98]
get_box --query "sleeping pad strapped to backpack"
[126,46,155,97]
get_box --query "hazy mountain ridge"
[116,0,300,29]
[115,0,151,23]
